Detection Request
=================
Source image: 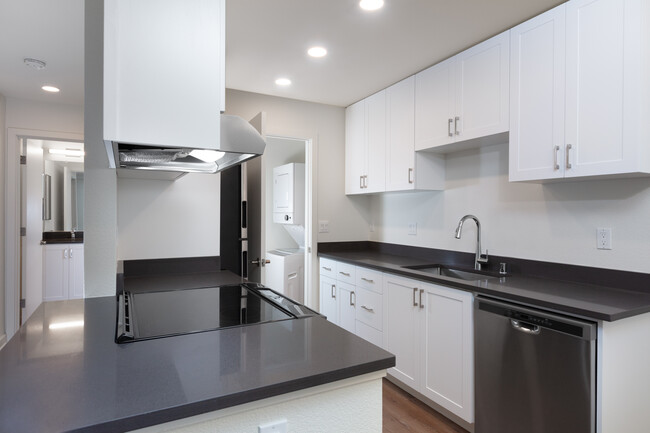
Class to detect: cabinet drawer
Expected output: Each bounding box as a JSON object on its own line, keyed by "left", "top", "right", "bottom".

{"left": 356, "top": 288, "right": 383, "bottom": 331}
{"left": 356, "top": 320, "right": 383, "bottom": 348}
{"left": 356, "top": 267, "right": 383, "bottom": 294}
{"left": 319, "top": 258, "right": 337, "bottom": 278}
{"left": 336, "top": 262, "right": 356, "bottom": 284}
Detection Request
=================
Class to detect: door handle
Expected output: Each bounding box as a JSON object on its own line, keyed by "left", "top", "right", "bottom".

{"left": 349, "top": 291, "right": 355, "bottom": 306}
{"left": 448, "top": 118, "right": 453, "bottom": 137}
{"left": 251, "top": 258, "right": 270, "bottom": 267}
{"left": 454, "top": 116, "right": 460, "bottom": 135}
{"left": 361, "top": 305, "right": 375, "bottom": 313}
{"left": 566, "top": 144, "right": 572, "bottom": 169}
{"left": 419, "top": 289, "right": 424, "bottom": 309}
{"left": 64, "top": 249, "right": 68, "bottom": 259}
{"left": 360, "top": 175, "right": 363, "bottom": 189}
{"left": 553, "top": 145, "right": 560, "bottom": 170}
{"left": 363, "top": 175, "right": 368, "bottom": 188}
{"left": 511, "top": 319, "right": 540, "bottom": 335}
{"left": 412, "top": 287, "right": 418, "bottom": 307}
{"left": 69, "top": 248, "right": 73, "bottom": 258}
{"left": 408, "top": 168, "right": 414, "bottom": 184}
{"left": 331, "top": 284, "right": 336, "bottom": 298}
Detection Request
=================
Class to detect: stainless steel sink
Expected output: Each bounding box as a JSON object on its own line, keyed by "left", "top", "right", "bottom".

{"left": 402, "top": 264, "right": 497, "bottom": 282}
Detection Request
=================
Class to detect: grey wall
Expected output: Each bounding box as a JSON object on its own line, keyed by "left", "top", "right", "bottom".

{"left": 0, "top": 92, "right": 6, "bottom": 338}
{"left": 85, "top": 0, "right": 117, "bottom": 297}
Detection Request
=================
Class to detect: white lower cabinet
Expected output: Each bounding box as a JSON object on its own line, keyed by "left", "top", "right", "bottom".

{"left": 43, "top": 244, "right": 84, "bottom": 301}
{"left": 319, "top": 275, "right": 338, "bottom": 324}
{"left": 337, "top": 281, "right": 356, "bottom": 334}
{"left": 383, "top": 273, "right": 474, "bottom": 423}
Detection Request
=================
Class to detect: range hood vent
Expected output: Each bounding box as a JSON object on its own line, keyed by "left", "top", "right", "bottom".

{"left": 107, "top": 115, "right": 265, "bottom": 180}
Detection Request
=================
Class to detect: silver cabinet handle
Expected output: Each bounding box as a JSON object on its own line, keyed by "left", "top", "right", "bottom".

{"left": 361, "top": 277, "right": 374, "bottom": 283}
{"left": 412, "top": 287, "right": 418, "bottom": 307}
{"left": 64, "top": 249, "right": 68, "bottom": 259}
{"left": 364, "top": 175, "right": 368, "bottom": 188}
{"left": 553, "top": 145, "right": 560, "bottom": 170}
{"left": 454, "top": 116, "right": 460, "bottom": 135}
{"left": 408, "top": 168, "right": 414, "bottom": 184}
{"left": 331, "top": 285, "right": 336, "bottom": 299}
{"left": 322, "top": 266, "right": 332, "bottom": 271}
{"left": 566, "top": 144, "right": 572, "bottom": 169}
{"left": 339, "top": 271, "right": 350, "bottom": 277}
{"left": 361, "top": 305, "right": 374, "bottom": 313}
{"left": 511, "top": 319, "right": 540, "bottom": 335}
{"left": 349, "top": 291, "right": 355, "bottom": 306}
{"left": 419, "top": 289, "right": 424, "bottom": 309}
{"left": 287, "top": 272, "right": 298, "bottom": 279}
{"left": 69, "top": 248, "right": 73, "bottom": 258}
{"left": 448, "top": 118, "right": 453, "bottom": 137}
{"left": 360, "top": 175, "right": 363, "bottom": 189}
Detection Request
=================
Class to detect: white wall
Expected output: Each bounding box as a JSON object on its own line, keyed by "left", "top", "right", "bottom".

{"left": 0, "top": 92, "right": 6, "bottom": 338}
{"left": 5, "top": 98, "right": 83, "bottom": 133}
{"left": 117, "top": 174, "right": 221, "bottom": 260}
{"left": 225, "top": 89, "right": 370, "bottom": 244}
{"left": 369, "top": 142, "right": 650, "bottom": 273}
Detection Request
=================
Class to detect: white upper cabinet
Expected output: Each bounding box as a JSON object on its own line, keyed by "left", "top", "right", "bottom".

{"left": 510, "top": 0, "right": 650, "bottom": 181}
{"left": 415, "top": 31, "right": 510, "bottom": 152}
{"left": 386, "top": 77, "right": 416, "bottom": 191}
{"left": 345, "top": 91, "right": 386, "bottom": 194}
{"left": 104, "top": 0, "right": 225, "bottom": 149}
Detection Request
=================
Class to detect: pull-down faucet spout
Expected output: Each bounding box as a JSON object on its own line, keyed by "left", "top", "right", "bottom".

{"left": 454, "top": 214, "right": 489, "bottom": 271}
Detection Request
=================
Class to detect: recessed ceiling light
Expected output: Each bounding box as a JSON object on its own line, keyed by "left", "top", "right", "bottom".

{"left": 359, "top": 0, "right": 384, "bottom": 11}
{"left": 49, "top": 148, "right": 85, "bottom": 157}
{"left": 275, "top": 78, "right": 292, "bottom": 86}
{"left": 41, "top": 85, "right": 60, "bottom": 93}
{"left": 308, "top": 46, "right": 327, "bottom": 58}
{"left": 24, "top": 58, "right": 47, "bottom": 70}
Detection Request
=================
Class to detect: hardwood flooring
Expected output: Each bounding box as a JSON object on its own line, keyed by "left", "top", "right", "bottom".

{"left": 383, "top": 379, "right": 469, "bottom": 433}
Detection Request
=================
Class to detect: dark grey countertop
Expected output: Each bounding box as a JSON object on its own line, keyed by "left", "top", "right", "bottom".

{"left": 319, "top": 250, "right": 650, "bottom": 321}
{"left": 0, "top": 297, "right": 394, "bottom": 433}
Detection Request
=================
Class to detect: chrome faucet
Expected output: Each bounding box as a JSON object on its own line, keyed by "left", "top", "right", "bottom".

{"left": 454, "top": 214, "right": 489, "bottom": 270}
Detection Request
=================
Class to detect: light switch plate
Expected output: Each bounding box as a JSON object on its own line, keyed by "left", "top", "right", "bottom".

{"left": 408, "top": 222, "right": 417, "bottom": 236}
{"left": 318, "top": 220, "right": 329, "bottom": 233}
{"left": 259, "top": 419, "right": 287, "bottom": 433}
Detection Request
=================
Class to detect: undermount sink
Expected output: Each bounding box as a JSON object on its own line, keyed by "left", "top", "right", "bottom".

{"left": 402, "top": 264, "right": 497, "bottom": 282}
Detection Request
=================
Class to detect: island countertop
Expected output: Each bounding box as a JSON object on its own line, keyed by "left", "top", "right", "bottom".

{"left": 0, "top": 297, "right": 394, "bottom": 433}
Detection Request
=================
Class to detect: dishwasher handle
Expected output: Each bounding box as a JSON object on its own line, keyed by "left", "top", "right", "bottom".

{"left": 511, "top": 319, "right": 540, "bottom": 335}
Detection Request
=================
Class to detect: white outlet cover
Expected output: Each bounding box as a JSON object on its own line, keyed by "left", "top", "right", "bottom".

{"left": 408, "top": 222, "right": 417, "bottom": 236}
{"left": 318, "top": 220, "right": 330, "bottom": 233}
{"left": 259, "top": 419, "right": 287, "bottom": 433}
{"left": 597, "top": 227, "right": 612, "bottom": 250}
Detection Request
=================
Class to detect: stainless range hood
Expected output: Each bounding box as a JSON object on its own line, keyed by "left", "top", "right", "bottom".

{"left": 106, "top": 115, "right": 265, "bottom": 180}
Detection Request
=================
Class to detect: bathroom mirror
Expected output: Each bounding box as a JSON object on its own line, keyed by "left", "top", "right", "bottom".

{"left": 42, "top": 143, "right": 85, "bottom": 231}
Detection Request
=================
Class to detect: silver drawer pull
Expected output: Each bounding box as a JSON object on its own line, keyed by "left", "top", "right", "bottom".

{"left": 322, "top": 266, "right": 332, "bottom": 271}
{"left": 413, "top": 288, "right": 418, "bottom": 307}
{"left": 454, "top": 116, "right": 460, "bottom": 135}
{"left": 350, "top": 291, "right": 355, "bottom": 306}
{"left": 566, "top": 144, "right": 572, "bottom": 169}
{"left": 511, "top": 320, "right": 540, "bottom": 335}
{"left": 339, "top": 271, "right": 350, "bottom": 277}
{"left": 361, "top": 277, "right": 374, "bottom": 283}
{"left": 553, "top": 145, "right": 560, "bottom": 170}
{"left": 361, "top": 305, "right": 374, "bottom": 313}
{"left": 419, "top": 289, "right": 424, "bottom": 309}
{"left": 287, "top": 272, "right": 298, "bottom": 279}
{"left": 331, "top": 285, "right": 336, "bottom": 299}
{"left": 408, "top": 168, "right": 414, "bottom": 184}
{"left": 448, "top": 118, "right": 453, "bottom": 137}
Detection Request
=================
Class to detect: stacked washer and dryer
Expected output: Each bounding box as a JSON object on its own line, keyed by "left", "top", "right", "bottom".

{"left": 266, "top": 163, "right": 305, "bottom": 303}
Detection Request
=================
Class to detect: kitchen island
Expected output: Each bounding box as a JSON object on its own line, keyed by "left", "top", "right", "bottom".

{"left": 0, "top": 296, "right": 394, "bottom": 432}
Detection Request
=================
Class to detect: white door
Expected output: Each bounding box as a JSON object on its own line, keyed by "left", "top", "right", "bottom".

{"left": 337, "top": 282, "right": 356, "bottom": 334}
{"left": 386, "top": 77, "right": 415, "bottom": 192}
{"left": 414, "top": 57, "right": 455, "bottom": 150}
{"left": 319, "top": 276, "right": 338, "bottom": 325}
{"left": 345, "top": 100, "right": 365, "bottom": 194}
{"left": 454, "top": 31, "right": 510, "bottom": 143}
{"left": 365, "top": 90, "right": 386, "bottom": 193}
{"left": 24, "top": 140, "right": 45, "bottom": 321}
{"left": 509, "top": 4, "right": 566, "bottom": 182}
{"left": 421, "top": 283, "right": 474, "bottom": 423}
{"left": 564, "top": 0, "right": 633, "bottom": 177}
{"left": 246, "top": 112, "right": 266, "bottom": 284}
{"left": 384, "top": 274, "right": 421, "bottom": 389}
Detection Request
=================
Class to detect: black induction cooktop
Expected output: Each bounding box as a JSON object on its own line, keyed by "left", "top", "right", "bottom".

{"left": 116, "top": 283, "right": 318, "bottom": 343}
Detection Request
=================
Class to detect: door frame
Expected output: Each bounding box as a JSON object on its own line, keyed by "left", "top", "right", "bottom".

{"left": 5, "top": 127, "right": 83, "bottom": 339}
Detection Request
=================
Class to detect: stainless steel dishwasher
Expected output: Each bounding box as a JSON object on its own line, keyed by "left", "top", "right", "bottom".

{"left": 475, "top": 296, "right": 597, "bottom": 433}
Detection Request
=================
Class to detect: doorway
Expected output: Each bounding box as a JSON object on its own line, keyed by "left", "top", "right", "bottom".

{"left": 5, "top": 128, "right": 84, "bottom": 339}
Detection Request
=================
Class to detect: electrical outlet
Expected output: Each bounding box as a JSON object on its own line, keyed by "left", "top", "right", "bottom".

{"left": 597, "top": 228, "right": 612, "bottom": 250}
{"left": 318, "top": 220, "right": 329, "bottom": 233}
{"left": 259, "top": 419, "right": 287, "bottom": 433}
{"left": 408, "top": 222, "right": 417, "bottom": 236}
{"left": 369, "top": 222, "right": 375, "bottom": 232}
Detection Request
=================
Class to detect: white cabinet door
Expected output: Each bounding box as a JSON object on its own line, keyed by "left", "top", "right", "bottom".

{"left": 319, "top": 275, "right": 338, "bottom": 325}
{"left": 386, "top": 77, "right": 416, "bottom": 192}
{"left": 384, "top": 274, "right": 421, "bottom": 389}
{"left": 564, "top": 0, "right": 638, "bottom": 178}
{"left": 415, "top": 57, "right": 455, "bottom": 151}
{"left": 420, "top": 283, "right": 474, "bottom": 423}
{"left": 345, "top": 100, "right": 366, "bottom": 194}
{"left": 454, "top": 30, "right": 510, "bottom": 143}
{"left": 509, "top": 4, "right": 566, "bottom": 182}
{"left": 69, "top": 245, "right": 85, "bottom": 299}
{"left": 43, "top": 245, "right": 68, "bottom": 302}
{"left": 338, "top": 282, "right": 356, "bottom": 334}
{"left": 365, "top": 90, "right": 387, "bottom": 193}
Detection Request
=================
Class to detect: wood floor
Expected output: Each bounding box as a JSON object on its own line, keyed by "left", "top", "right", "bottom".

{"left": 383, "top": 379, "right": 469, "bottom": 433}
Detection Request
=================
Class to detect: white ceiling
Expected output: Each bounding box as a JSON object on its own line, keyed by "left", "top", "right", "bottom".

{"left": 0, "top": 0, "right": 565, "bottom": 108}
